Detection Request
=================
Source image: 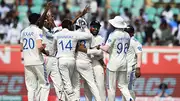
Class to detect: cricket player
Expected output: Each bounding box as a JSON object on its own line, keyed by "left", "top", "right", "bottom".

{"left": 52, "top": 19, "right": 92, "bottom": 101}
{"left": 42, "top": 14, "right": 65, "bottom": 101}
{"left": 81, "top": 20, "right": 106, "bottom": 101}
{"left": 122, "top": 25, "right": 142, "bottom": 101}
{"left": 20, "top": 13, "right": 49, "bottom": 101}
{"left": 100, "top": 16, "right": 134, "bottom": 101}
{"left": 75, "top": 18, "right": 102, "bottom": 101}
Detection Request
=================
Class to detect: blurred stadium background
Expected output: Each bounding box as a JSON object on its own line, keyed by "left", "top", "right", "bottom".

{"left": 0, "top": 0, "right": 180, "bottom": 101}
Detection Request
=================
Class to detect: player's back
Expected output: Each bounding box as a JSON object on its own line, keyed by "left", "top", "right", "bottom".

{"left": 127, "top": 37, "right": 142, "bottom": 66}
{"left": 55, "top": 28, "right": 91, "bottom": 60}
{"left": 21, "top": 25, "right": 44, "bottom": 66}
{"left": 108, "top": 30, "right": 130, "bottom": 71}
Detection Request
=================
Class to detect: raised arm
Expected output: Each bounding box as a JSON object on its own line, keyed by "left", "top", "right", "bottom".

{"left": 47, "top": 13, "right": 56, "bottom": 28}
{"left": 36, "top": 2, "right": 52, "bottom": 28}
{"left": 71, "top": 6, "right": 90, "bottom": 24}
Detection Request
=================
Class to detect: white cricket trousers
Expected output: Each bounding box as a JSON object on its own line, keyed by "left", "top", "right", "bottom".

{"left": 58, "top": 58, "right": 75, "bottom": 101}
{"left": 24, "top": 64, "right": 49, "bottom": 101}
{"left": 71, "top": 67, "right": 81, "bottom": 100}
{"left": 106, "top": 69, "right": 134, "bottom": 101}
{"left": 84, "top": 60, "right": 106, "bottom": 101}
{"left": 45, "top": 56, "right": 65, "bottom": 100}
{"left": 122, "top": 67, "right": 136, "bottom": 101}
{"left": 76, "top": 60, "right": 102, "bottom": 101}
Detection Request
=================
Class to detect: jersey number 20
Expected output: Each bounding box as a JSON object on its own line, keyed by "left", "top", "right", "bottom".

{"left": 23, "top": 38, "right": 35, "bottom": 50}
{"left": 59, "top": 40, "right": 72, "bottom": 50}
{"left": 117, "top": 43, "right": 129, "bottom": 54}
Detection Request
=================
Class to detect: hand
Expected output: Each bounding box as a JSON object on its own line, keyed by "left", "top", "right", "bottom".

{"left": 95, "top": 45, "right": 101, "bottom": 50}
{"left": 42, "top": 44, "right": 46, "bottom": 48}
{"left": 45, "top": 1, "right": 52, "bottom": 10}
{"left": 81, "top": 5, "right": 90, "bottom": 16}
{"left": 45, "top": 50, "right": 49, "bottom": 56}
{"left": 135, "top": 68, "right": 141, "bottom": 78}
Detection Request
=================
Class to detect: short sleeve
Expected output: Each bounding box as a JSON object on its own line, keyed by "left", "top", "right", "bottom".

{"left": 20, "top": 31, "right": 23, "bottom": 43}
{"left": 35, "top": 28, "right": 43, "bottom": 40}
{"left": 53, "top": 33, "right": 58, "bottom": 40}
{"left": 105, "top": 32, "right": 115, "bottom": 47}
{"left": 157, "top": 89, "right": 162, "bottom": 95}
{"left": 165, "top": 89, "right": 171, "bottom": 95}
{"left": 134, "top": 41, "right": 142, "bottom": 53}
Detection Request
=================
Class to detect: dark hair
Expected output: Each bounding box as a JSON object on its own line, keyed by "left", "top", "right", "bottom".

{"left": 1, "top": 0, "right": 5, "bottom": 6}
{"left": 90, "top": 20, "right": 101, "bottom": 27}
{"left": 28, "top": 13, "right": 40, "bottom": 24}
{"left": 62, "top": 19, "right": 72, "bottom": 28}
{"left": 159, "top": 83, "right": 168, "bottom": 90}
{"left": 124, "top": 25, "right": 134, "bottom": 34}
{"left": 165, "top": 5, "right": 171, "bottom": 11}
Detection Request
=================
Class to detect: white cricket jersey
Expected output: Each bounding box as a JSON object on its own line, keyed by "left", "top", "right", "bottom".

{"left": 54, "top": 28, "right": 92, "bottom": 60}
{"left": 106, "top": 30, "right": 130, "bottom": 71}
{"left": 126, "top": 37, "right": 142, "bottom": 68}
{"left": 42, "top": 27, "right": 58, "bottom": 56}
{"left": 76, "top": 29, "right": 94, "bottom": 62}
{"left": 6, "top": 28, "right": 20, "bottom": 44}
{"left": 91, "top": 35, "right": 104, "bottom": 61}
{"left": 20, "top": 25, "right": 44, "bottom": 66}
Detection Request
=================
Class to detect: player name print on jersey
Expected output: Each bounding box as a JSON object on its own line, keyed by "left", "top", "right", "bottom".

{"left": 57, "top": 36, "right": 73, "bottom": 39}
{"left": 23, "top": 32, "right": 34, "bottom": 36}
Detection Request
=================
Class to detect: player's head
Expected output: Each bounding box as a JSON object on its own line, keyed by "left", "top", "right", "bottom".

{"left": 124, "top": 25, "right": 134, "bottom": 37}
{"left": 28, "top": 13, "right": 41, "bottom": 25}
{"left": 75, "top": 17, "right": 87, "bottom": 30}
{"left": 62, "top": 19, "right": 74, "bottom": 31}
{"left": 90, "top": 20, "right": 101, "bottom": 36}
{"left": 108, "top": 16, "right": 127, "bottom": 30}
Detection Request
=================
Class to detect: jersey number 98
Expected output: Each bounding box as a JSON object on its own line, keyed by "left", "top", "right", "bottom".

{"left": 23, "top": 38, "right": 35, "bottom": 50}
{"left": 117, "top": 43, "right": 129, "bottom": 54}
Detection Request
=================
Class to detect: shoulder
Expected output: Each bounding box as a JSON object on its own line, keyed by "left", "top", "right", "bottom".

{"left": 131, "top": 37, "right": 142, "bottom": 45}
{"left": 131, "top": 37, "right": 142, "bottom": 49}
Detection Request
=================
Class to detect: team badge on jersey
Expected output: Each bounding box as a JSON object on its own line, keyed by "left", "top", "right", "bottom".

{"left": 138, "top": 46, "right": 142, "bottom": 51}
{"left": 108, "top": 39, "right": 112, "bottom": 43}
{"left": 39, "top": 34, "right": 43, "bottom": 38}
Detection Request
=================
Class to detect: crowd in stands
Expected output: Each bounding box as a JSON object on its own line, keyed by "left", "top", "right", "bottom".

{"left": 0, "top": 0, "right": 179, "bottom": 46}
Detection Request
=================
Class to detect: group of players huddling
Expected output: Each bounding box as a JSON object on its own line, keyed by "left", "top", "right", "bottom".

{"left": 20, "top": 2, "right": 142, "bottom": 101}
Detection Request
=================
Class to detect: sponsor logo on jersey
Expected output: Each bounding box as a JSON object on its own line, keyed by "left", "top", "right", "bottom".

{"left": 108, "top": 39, "right": 112, "bottom": 43}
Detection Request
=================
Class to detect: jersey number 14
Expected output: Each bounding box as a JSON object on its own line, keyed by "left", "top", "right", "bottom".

{"left": 59, "top": 40, "right": 72, "bottom": 50}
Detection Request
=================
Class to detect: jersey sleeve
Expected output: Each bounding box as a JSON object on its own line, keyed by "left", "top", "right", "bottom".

{"left": 35, "top": 28, "right": 43, "bottom": 40}
{"left": 99, "top": 36, "right": 104, "bottom": 45}
{"left": 105, "top": 32, "right": 115, "bottom": 47}
{"left": 90, "top": 35, "right": 96, "bottom": 48}
{"left": 75, "top": 31, "right": 91, "bottom": 40}
{"left": 20, "top": 31, "right": 23, "bottom": 43}
{"left": 87, "top": 48, "right": 103, "bottom": 56}
{"left": 133, "top": 39, "right": 142, "bottom": 53}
